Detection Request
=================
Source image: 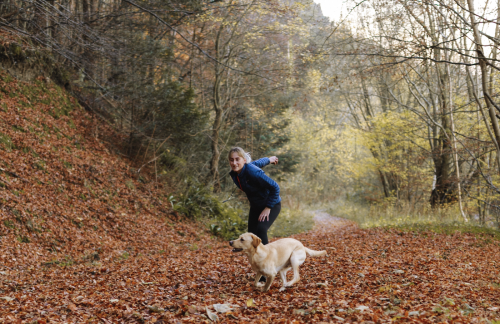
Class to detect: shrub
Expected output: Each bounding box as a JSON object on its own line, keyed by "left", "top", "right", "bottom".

{"left": 172, "top": 180, "right": 247, "bottom": 240}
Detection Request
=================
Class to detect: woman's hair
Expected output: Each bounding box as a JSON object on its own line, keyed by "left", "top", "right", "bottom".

{"left": 228, "top": 147, "right": 252, "bottom": 163}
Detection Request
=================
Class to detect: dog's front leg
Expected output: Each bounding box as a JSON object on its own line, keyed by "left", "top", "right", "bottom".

{"left": 254, "top": 273, "right": 265, "bottom": 288}
{"left": 261, "top": 274, "right": 275, "bottom": 292}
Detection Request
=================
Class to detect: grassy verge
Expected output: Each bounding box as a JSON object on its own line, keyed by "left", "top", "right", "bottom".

{"left": 326, "top": 199, "right": 500, "bottom": 240}
{"left": 268, "top": 207, "right": 315, "bottom": 239}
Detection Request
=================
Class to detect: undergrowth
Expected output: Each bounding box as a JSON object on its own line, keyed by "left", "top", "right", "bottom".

{"left": 171, "top": 181, "right": 247, "bottom": 240}
{"left": 172, "top": 180, "right": 313, "bottom": 240}
{"left": 326, "top": 199, "right": 500, "bottom": 240}
{"left": 269, "top": 208, "right": 314, "bottom": 239}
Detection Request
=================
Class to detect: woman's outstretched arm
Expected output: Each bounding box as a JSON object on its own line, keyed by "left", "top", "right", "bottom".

{"left": 250, "top": 156, "right": 278, "bottom": 168}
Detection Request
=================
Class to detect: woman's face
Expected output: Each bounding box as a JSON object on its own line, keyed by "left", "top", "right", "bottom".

{"left": 229, "top": 152, "right": 246, "bottom": 173}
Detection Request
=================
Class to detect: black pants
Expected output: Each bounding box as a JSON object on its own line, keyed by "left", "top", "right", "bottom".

{"left": 248, "top": 202, "right": 281, "bottom": 245}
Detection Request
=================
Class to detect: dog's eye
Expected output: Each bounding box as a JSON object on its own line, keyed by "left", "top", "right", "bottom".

{"left": 240, "top": 238, "right": 244, "bottom": 241}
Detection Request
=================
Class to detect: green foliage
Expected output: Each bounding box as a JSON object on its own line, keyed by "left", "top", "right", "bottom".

{"left": 159, "top": 151, "right": 186, "bottom": 170}
{"left": 268, "top": 207, "right": 314, "bottom": 238}
{"left": 119, "top": 252, "right": 130, "bottom": 261}
{"left": 125, "top": 180, "right": 135, "bottom": 190}
{"left": 34, "top": 160, "right": 46, "bottom": 171}
{"left": 3, "top": 220, "right": 15, "bottom": 229}
{"left": 0, "top": 132, "right": 13, "bottom": 151}
{"left": 172, "top": 180, "right": 247, "bottom": 240}
{"left": 17, "top": 235, "right": 30, "bottom": 243}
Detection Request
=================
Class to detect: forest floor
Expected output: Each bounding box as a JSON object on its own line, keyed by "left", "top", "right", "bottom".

{"left": 2, "top": 211, "right": 500, "bottom": 323}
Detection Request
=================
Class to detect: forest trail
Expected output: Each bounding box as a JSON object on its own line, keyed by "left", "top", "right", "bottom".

{"left": 3, "top": 210, "right": 500, "bottom": 323}
{"left": 312, "top": 210, "right": 355, "bottom": 232}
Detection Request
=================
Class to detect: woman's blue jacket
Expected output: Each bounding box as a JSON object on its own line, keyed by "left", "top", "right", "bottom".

{"left": 229, "top": 158, "right": 281, "bottom": 209}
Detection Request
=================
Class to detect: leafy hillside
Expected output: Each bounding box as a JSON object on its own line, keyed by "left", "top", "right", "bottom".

{"left": 0, "top": 69, "right": 205, "bottom": 269}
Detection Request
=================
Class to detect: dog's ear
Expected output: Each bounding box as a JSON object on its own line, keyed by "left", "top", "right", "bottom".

{"left": 252, "top": 234, "right": 261, "bottom": 248}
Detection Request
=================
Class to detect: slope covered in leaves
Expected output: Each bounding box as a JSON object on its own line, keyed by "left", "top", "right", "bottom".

{"left": 0, "top": 68, "right": 202, "bottom": 269}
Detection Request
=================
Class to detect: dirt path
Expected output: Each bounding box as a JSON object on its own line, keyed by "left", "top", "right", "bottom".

{"left": 2, "top": 212, "right": 500, "bottom": 323}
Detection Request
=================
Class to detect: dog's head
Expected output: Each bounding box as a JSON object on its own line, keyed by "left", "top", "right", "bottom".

{"left": 229, "top": 233, "right": 261, "bottom": 252}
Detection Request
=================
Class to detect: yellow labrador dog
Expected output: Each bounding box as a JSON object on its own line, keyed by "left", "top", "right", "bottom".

{"left": 229, "top": 232, "right": 327, "bottom": 292}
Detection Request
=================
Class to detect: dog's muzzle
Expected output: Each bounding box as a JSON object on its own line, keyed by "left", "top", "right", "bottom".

{"left": 229, "top": 241, "right": 243, "bottom": 252}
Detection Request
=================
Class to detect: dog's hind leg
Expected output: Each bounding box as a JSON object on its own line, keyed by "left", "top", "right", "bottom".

{"left": 285, "top": 249, "right": 307, "bottom": 287}
{"left": 279, "top": 267, "right": 291, "bottom": 292}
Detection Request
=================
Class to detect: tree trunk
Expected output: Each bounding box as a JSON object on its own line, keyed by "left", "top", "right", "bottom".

{"left": 467, "top": 0, "right": 500, "bottom": 172}
{"left": 209, "top": 23, "right": 225, "bottom": 193}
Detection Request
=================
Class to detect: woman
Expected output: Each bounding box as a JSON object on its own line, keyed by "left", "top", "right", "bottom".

{"left": 228, "top": 147, "right": 281, "bottom": 246}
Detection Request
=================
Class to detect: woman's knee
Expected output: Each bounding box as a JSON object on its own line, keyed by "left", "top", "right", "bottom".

{"left": 255, "top": 223, "right": 270, "bottom": 235}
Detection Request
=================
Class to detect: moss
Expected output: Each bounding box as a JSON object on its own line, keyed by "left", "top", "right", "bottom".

{"left": 12, "top": 125, "right": 26, "bottom": 133}
{"left": 34, "top": 160, "right": 46, "bottom": 171}
{"left": 3, "top": 220, "right": 16, "bottom": 229}
{"left": 50, "top": 105, "right": 72, "bottom": 119}
{"left": 10, "top": 43, "right": 24, "bottom": 59}
{"left": 125, "top": 180, "right": 135, "bottom": 190}
{"left": 42, "top": 124, "right": 51, "bottom": 134}
{"left": 2, "top": 74, "right": 13, "bottom": 83}
{"left": 0, "top": 132, "right": 13, "bottom": 151}
{"left": 22, "top": 147, "right": 39, "bottom": 157}
{"left": 20, "top": 100, "right": 32, "bottom": 108}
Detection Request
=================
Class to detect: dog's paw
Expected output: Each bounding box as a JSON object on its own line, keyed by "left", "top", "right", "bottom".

{"left": 279, "top": 287, "right": 287, "bottom": 292}
{"left": 256, "top": 282, "right": 265, "bottom": 288}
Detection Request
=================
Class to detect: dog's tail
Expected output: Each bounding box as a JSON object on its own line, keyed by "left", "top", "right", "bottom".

{"left": 304, "top": 247, "right": 327, "bottom": 257}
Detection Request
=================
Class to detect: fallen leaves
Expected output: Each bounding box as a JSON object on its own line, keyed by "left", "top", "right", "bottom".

{"left": 67, "top": 303, "right": 78, "bottom": 312}
{"left": 213, "top": 303, "right": 238, "bottom": 313}
{"left": 206, "top": 306, "right": 218, "bottom": 322}
{"left": 246, "top": 298, "right": 255, "bottom": 307}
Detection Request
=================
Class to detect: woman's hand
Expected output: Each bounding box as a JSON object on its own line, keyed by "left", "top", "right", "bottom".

{"left": 259, "top": 207, "right": 271, "bottom": 222}
{"left": 269, "top": 156, "right": 279, "bottom": 165}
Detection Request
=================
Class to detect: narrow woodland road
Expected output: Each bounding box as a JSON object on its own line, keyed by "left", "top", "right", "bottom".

{"left": 2, "top": 212, "right": 500, "bottom": 323}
